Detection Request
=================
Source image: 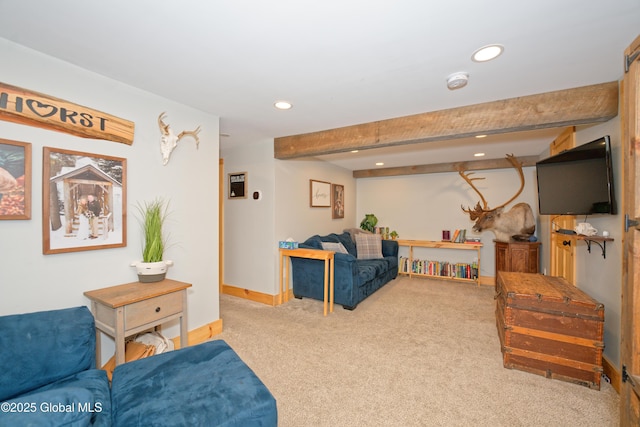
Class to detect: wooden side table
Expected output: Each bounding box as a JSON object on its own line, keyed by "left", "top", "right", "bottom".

{"left": 279, "top": 248, "right": 334, "bottom": 316}
{"left": 84, "top": 279, "right": 192, "bottom": 367}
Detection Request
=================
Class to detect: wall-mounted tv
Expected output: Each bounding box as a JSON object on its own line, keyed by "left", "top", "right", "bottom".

{"left": 536, "top": 135, "right": 616, "bottom": 216}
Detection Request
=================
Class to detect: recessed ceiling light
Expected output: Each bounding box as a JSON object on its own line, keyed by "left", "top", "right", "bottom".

{"left": 474, "top": 152, "right": 485, "bottom": 157}
{"left": 274, "top": 100, "right": 292, "bottom": 110}
{"left": 351, "top": 150, "right": 359, "bottom": 153}
{"left": 475, "top": 134, "right": 487, "bottom": 139}
{"left": 375, "top": 162, "right": 384, "bottom": 166}
{"left": 472, "top": 44, "right": 504, "bottom": 62}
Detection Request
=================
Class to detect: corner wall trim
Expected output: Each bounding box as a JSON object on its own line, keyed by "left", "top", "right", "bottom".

{"left": 602, "top": 355, "right": 620, "bottom": 393}
{"left": 222, "top": 283, "right": 282, "bottom": 306}
{"left": 171, "top": 319, "right": 224, "bottom": 349}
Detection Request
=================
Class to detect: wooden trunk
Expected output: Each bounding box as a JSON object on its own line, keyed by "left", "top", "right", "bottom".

{"left": 495, "top": 271, "right": 604, "bottom": 389}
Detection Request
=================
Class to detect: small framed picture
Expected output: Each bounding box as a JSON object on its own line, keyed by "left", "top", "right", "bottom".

{"left": 42, "top": 147, "right": 126, "bottom": 254}
{"left": 0, "top": 138, "right": 32, "bottom": 220}
{"left": 332, "top": 184, "right": 344, "bottom": 219}
{"left": 228, "top": 172, "right": 247, "bottom": 199}
{"left": 310, "top": 179, "right": 331, "bottom": 207}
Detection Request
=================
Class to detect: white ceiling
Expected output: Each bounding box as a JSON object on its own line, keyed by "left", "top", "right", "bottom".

{"left": 0, "top": 1, "right": 638, "bottom": 170}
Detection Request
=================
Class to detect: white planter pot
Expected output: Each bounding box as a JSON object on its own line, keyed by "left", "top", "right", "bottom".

{"left": 131, "top": 260, "right": 173, "bottom": 283}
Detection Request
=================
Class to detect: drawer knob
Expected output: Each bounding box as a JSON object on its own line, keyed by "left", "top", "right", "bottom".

{"left": 155, "top": 307, "right": 161, "bottom": 313}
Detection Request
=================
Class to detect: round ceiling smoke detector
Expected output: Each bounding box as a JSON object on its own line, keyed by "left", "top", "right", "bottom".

{"left": 446, "top": 72, "right": 469, "bottom": 90}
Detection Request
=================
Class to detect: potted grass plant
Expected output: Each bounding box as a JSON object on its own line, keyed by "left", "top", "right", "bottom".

{"left": 131, "top": 198, "right": 173, "bottom": 283}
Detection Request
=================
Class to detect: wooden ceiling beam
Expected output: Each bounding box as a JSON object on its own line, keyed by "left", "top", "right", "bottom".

{"left": 273, "top": 81, "right": 619, "bottom": 160}
{"left": 353, "top": 155, "right": 539, "bottom": 178}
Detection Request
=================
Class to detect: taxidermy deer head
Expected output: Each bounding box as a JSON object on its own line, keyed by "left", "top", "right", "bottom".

{"left": 158, "top": 112, "right": 201, "bottom": 165}
{"left": 459, "top": 154, "right": 535, "bottom": 242}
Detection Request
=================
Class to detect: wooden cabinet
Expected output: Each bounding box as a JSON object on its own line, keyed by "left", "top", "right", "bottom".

{"left": 494, "top": 240, "right": 540, "bottom": 274}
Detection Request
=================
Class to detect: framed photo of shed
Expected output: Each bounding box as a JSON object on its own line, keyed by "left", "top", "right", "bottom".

{"left": 331, "top": 183, "right": 344, "bottom": 219}
{"left": 0, "top": 138, "right": 32, "bottom": 220}
{"left": 228, "top": 172, "right": 247, "bottom": 199}
{"left": 310, "top": 179, "right": 331, "bottom": 207}
{"left": 42, "top": 147, "right": 126, "bottom": 254}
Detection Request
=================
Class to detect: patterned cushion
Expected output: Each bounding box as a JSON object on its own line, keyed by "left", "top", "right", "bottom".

{"left": 321, "top": 241, "right": 349, "bottom": 254}
{"left": 355, "top": 233, "right": 383, "bottom": 260}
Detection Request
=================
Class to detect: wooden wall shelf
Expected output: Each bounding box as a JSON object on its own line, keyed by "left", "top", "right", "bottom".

{"left": 555, "top": 232, "right": 614, "bottom": 258}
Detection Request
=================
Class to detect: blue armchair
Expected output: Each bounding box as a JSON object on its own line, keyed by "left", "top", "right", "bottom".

{"left": 0, "top": 306, "right": 277, "bottom": 426}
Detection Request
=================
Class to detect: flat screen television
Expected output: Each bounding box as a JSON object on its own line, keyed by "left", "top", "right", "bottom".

{"left": 536, "top": 135, "right": 616, "bottom": 215}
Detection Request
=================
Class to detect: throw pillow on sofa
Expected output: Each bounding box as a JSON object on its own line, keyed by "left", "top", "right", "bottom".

{"left": 355, "top": 233, "right": 383, "bottom": 259}
{"left": 321, "top": 241, "right": 349, "bottom": 254}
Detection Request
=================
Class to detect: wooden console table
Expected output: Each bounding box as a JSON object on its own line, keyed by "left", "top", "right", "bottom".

{"left": 279, "top": 248, "right": 335, "bottom": 316}
{"left": 84, "top": 279, "right": 192, "bottom": 366}
{"left": 397, "top": 239, "right": 482, "bottom": 285}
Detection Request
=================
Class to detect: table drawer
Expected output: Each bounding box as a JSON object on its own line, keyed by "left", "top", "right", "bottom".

{"left": 124, "top": 292, "right": 183, "bottom": 330}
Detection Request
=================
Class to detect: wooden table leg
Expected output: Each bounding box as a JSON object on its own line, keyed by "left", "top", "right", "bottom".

{"left": 91, "top": 301, "right": 102, "bottom": 367}
{"left": 115, "top": 307, "right": 125, "bottom": 366}
{"left": 278, "top": 253, "right": 284, "bottom": 305}
{"left": 323, "top": 258, "right": 329, "bottom": 316}
{"left": 180, "top": 290, "right": 188, "bottom": 349}
{"left": 284, "top": 256, "right": 290, "bottom": 303}
{"left": 329, "top": 256, "right": 335, "bottom": 313}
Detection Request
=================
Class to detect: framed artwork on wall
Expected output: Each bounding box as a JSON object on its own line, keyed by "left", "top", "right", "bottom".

{"left": 310, "top": 179, "right": 331, "bottom": 207}
{"left": 228, "top": 172, "right": 247, "bottom": 199}
{"left": 42, "top": 147, "right": 127, "bottom": 254}
{"left": 332, "top": 183, "right": 344, "bottom": 219}
{"left": 0, "top": 138, "right": 32, "bottom": 220}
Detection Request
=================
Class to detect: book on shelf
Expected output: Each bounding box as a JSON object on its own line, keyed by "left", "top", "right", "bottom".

{"left": 450, "top": 229, "right": 467, "bottom": 243}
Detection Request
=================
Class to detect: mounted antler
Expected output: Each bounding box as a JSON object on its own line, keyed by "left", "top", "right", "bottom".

{"left": 492, "top": 154, "right": 525, "bottom": 210}
{"left": 458, "top": 154, "right": 535, "bottom": 242}
{"left": 458, "top": 169, "right": 488, "bottom": 220}
{"left": 459, "top": 153, "right": 525, "bottom": 215}
{"left": 177, "top": 126, "right": 201, "bottom": 149}
{"left": 158, "top": 112, "right": 201, "bottom": 165}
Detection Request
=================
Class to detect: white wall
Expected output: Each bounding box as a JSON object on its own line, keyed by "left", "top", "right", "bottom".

{"left": 568, "top": 120, "right": 622, "bottom": 368}
{"left": 274, "top": 158, "right": 357, "bottom": 243}
{"left": 357, "top": 165, "right": 539, "bottom": 279}
{"left": 0, "top": 40, "right": 220, "bottom": 348}
{"left": 222, "top": 140, "right": 277, "bottom": 294}
{"left": 221, "top": 141, "right": 357, "bottom": 295}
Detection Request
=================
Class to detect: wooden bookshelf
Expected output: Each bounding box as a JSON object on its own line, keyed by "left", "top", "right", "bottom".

{"left": 397, "top": 239, "right": 483, "bottom": 285}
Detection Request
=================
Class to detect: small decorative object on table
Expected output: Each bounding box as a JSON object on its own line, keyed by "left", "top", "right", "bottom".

{"left": 279, "top": 239, "right": 299, "bottom": 249}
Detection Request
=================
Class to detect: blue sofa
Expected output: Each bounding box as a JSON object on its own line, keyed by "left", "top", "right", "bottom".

{"left": 0, "top": 306, "right": 277, "bottom": 426}
{"left": 291, "top": 232, "right": 398, "bottom": 310}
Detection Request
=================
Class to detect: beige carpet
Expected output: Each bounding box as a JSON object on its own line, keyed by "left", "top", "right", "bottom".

{"left": 214, "top": 276, "right": 619, "bottom": 426}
